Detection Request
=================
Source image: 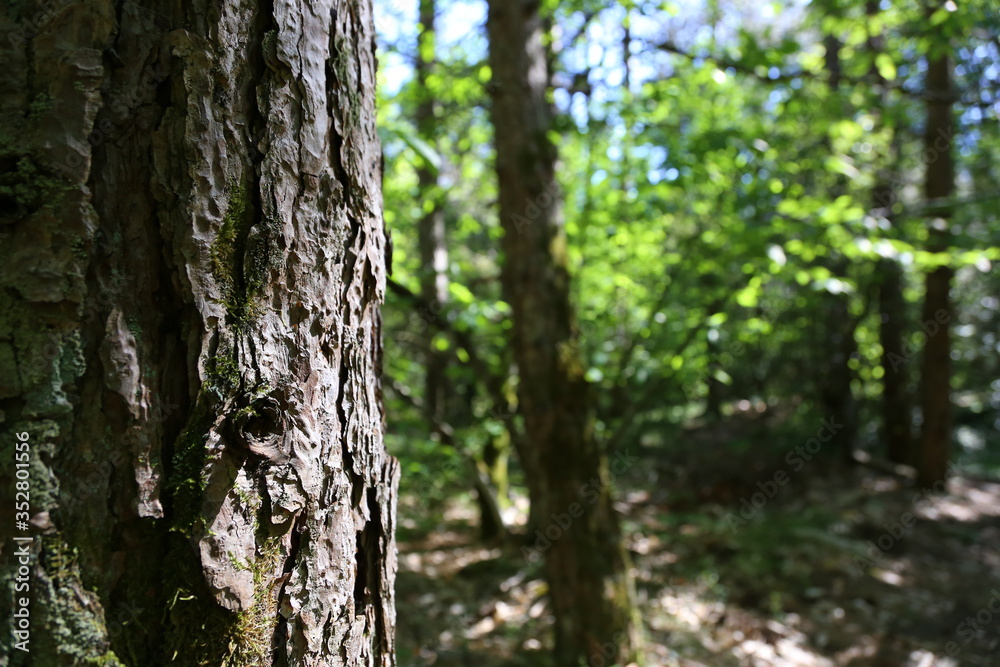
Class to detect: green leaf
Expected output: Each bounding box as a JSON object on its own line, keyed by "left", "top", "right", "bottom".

{"left": 708, "top": 312, "right": 728, "bottom": 327}
{"left": 930, "top": 8, "right": 949, "bottom": 26}
{"left": 449, "top": 283, "right": 475, "bottom": 305}
{"left": 875, "top": 53, "right": 897, "bottom": 81}
{"left": 735, "top": 285, "right": 760, "bottom": 308}
{"left": 383, "top": 122, "right": 442, "bottom": 175}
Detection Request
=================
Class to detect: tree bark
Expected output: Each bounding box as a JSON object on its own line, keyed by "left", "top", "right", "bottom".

{"left": 917, "top": 9, "right": 955, "bottom": 487}
{"left": 485, "top": 1, "right": 644, "bottom": 665}
{"left": 415, "top": 0, "right": 449, "bottom": 425}
{"left": 878, "top": 257, "right": 915, "bottom": 464}
{"left": 0, "top": 1, "right": 397, "bottom": 665}
{"left": 817, "top": 31, "right": 859, "bottom": 461}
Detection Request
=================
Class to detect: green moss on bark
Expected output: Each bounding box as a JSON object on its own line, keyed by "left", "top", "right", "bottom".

{"left": 166, "top": 396, "right": 215, "bottom": 533}
{"left": 210, "top": 183, "right": 281, "bottom": 330}
{"left": 225, "top": 538, "right": 284, "bottom": 666}
{"left": 162, "top": 536, "right": 238, "bottom": 666}
{"left": 163, "top": 535, "right": 284, "bottom": 667}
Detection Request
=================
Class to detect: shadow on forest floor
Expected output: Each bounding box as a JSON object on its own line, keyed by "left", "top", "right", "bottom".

{"left": 394, "top": 416, "right": 1000, "bottom": 666}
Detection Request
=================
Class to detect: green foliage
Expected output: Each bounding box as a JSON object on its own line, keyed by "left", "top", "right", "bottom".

{"left": 376, "top": 0, "right": 1000, "bottom": 523}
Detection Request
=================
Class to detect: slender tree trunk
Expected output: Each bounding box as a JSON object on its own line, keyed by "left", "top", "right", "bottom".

{"left": 705, "top": 342, "right": 724, "bottom": 420}
{"left": 485, "top": 2, "right": 644, "bottom": 665}
{"left": 0, "top": 1, "right": 397, "bottom": 665}
{"left": 917, "top": 8, "right": 955, "bottom": 487}
{"left": 867, "top": 0, "right": 915, "bottom": 465}
{"left": 415, "top": 0, "right": 449, "bottom": 424}
{"left": 878, "top": 258, "right": 915, "bottom": 464}
{"left": 816, "top": 302, "right": 859, "bottom": 459}
{"left": 416, "top": 0, "right": 506, "bottom": 541}
{"left": 818, "top": 31, "right": 859, "bottom": 460}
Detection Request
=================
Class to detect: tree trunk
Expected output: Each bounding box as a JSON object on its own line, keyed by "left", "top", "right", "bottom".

{"left": 485, "top": 2, "right": 644, "bottom": 665}
{"left": 816, "top": 291, "right": 860, "bottom": 460}
{"left": 867, "top": 0, "right": 915, "bottom": 466}
{"left": 878, "top": 258, "right": 915, "bottom": 464}
{"left": 817, "top": 31, "right": 859, "bottom": 461}
{"left": 706, "top": 337, "right": 723, "bottom": 421}
{"left": 415, "top": 0, "right": 449, "bottom": 425}
{"left": 917, "top": 10, "right": 955, "bottom": 487}
{"left": 0, "top": 1, "right": 397, "bottom": 665}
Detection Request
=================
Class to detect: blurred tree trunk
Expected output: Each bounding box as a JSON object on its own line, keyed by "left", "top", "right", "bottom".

{"left": 477, "top": 425, "right": 509, "bottom": 542}
{"left": 816, "top": 304, "right": 859, "bottom": 459}
{"left": 485, "top": 1, "right": 644, "bottom": 665}
{"left": 818, "top": 31, "right": 860, "bottom": 461}
{"left": 0, "top": 1, "right": 397, "bottom": 665}
{"left": 415, "top": 2, "right": 506, "bottom": 540}
{"left": 868, "top": 0, "right": 915, "bottom": 465}
{"left": 878, "top": 257, "right": 915, "bottom": 464}
{"left": 416, "top": 0, "right": 449, "bottom": 425}
{"left": 917, "top": 7, "right": 955, "bottom": 487}
{"left": 705, "top": 354, "right": 724, "bottom": 421}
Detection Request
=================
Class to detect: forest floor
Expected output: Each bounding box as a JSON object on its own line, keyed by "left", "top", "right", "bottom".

{"left": 394, "top": 414, "right": 1000, "bottom": 666}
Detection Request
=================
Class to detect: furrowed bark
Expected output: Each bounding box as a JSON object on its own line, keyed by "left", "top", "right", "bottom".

{"left": 0, "top": 1, "right": 397, "bottom": 665}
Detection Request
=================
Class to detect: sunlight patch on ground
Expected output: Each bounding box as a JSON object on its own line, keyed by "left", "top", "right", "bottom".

{"left": 871, "top": 568, "right": 906, "bottom": 586}
{"left": 917, "top": 477, "right": 1000, "bottom": 522}
{"left": 394, "top": 462, "right": 1000, "bottom": 666}
{"left": 400, "top": 543, "right": 502, "bottom": 579}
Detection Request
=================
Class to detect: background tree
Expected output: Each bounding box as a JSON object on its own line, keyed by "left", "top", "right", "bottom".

{"left": 868, "top": 0, "right": 916, "bottom": 466}
{"left": 485, "top": 0, "right": 644, "bottom": 665}
{"left": 374, "top": 0, "right": 999, "bottom": 662}
{"left": 415, "top": 0, "right": 450, "bottom": 425}
{"left": 917, "top": 0, "right": 957, "bottom": 487}
{"left": 0, "top": 1, "right": 396, "bottom": 664}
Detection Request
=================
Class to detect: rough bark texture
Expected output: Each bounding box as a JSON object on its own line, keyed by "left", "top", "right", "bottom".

{"left": 0, "top": 1, "right": 397, "bottom": 665}
{"left": 917, "top": 21, "right": 954, "bottom": 488}
{"left": 485, "top": 1, "right": 644, "bottom": 665}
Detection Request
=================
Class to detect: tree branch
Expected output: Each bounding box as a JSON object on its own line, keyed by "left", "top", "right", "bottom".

{"left": 386, "top": 277, "right": 520, "bottom": 436}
